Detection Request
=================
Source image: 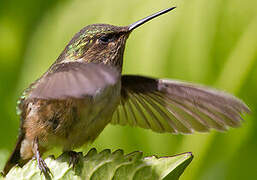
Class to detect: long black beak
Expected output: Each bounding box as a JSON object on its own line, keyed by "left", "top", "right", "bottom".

{"left": 128, "top": 7, "right": 176, "bottom": 31}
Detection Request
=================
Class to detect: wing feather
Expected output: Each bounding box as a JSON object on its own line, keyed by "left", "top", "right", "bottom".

{"left": 111, "top": 75, "right": 250, "bottom": 134}
{"left": 128, "top": 92, "right": 152, "bottom": 129}
{"left": 29, "top": 62, "right": 120, "bottom": 100}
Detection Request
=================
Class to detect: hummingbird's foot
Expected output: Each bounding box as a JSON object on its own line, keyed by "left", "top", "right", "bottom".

{"left": 66, "top": 151, "right": 82, "bottom": 169}
{"left": 33, "top": 137, "right": 52, "bottom": 179}
{"left": 37, "top": 155, "right": 51, "bottom": 177}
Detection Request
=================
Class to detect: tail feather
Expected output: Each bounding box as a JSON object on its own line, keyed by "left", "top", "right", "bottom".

{"left": 2, "top": 132, "right": 25, "bottom": 176}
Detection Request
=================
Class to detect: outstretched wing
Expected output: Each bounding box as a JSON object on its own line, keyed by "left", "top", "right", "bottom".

{"left": 28, "top": 62, "right": 120, "bottom": 99}
{"left": 111, "top": 75, "right": 250, "bottom": 134}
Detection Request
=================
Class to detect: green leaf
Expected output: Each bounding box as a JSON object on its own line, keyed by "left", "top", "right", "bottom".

{"left": 4, "top": 149, "right": 193, "bottom": 180}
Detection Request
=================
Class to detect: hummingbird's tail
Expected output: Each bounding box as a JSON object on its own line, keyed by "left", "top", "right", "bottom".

{"left": 2, "top": 132, "right": 25, "bottom": 176}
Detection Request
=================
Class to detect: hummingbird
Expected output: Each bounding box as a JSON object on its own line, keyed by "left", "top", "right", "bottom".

{"left": 3, "top": 7, "right": 250, "bottom": 176}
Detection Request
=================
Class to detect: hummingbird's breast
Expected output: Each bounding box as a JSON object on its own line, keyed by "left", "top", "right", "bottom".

{"left": 20, "top": 79, "right": 121, "bottom": 157}
{"left": 63, "top": 79, "right": 121, "bottom": 150}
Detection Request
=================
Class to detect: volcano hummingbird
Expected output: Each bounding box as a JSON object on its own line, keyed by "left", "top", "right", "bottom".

{"left": 3, "top": 7, "right": 250, "bottom": 176}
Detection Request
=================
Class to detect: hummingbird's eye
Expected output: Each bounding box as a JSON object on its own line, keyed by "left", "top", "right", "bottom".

{"left": 99, "top": 34, "right": 114, "bottom": 44}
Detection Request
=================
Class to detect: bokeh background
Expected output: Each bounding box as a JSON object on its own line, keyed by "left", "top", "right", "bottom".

{"left": 0, "top": 0, "right": 256, "bottom": 179}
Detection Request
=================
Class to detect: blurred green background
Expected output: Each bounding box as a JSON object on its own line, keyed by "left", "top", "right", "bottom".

{"left": 0, "top": 0, "right": 256, "bottom": 179}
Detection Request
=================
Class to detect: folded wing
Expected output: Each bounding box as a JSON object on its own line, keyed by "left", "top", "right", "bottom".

{"left": 29, "top": 62, "right": 120, "bottom": 100}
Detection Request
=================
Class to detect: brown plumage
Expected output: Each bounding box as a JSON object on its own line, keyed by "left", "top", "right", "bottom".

{"left": 3, "top": 7, "right": 250, "bottom": 177}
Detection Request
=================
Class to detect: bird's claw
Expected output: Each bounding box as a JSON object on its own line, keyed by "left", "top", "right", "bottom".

{"left": 37, "top": 156, "right": 52, "bottom": 177}
{"left": 67, "top": 151, "right": 82, "bottom": 169}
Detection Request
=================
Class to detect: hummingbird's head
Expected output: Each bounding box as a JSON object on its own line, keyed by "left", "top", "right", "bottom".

{"left": 57, "top": 7, "right": 176, "bottom": 71}
{"left": 58, "top": 24, "right": 130, "bottom": 69}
